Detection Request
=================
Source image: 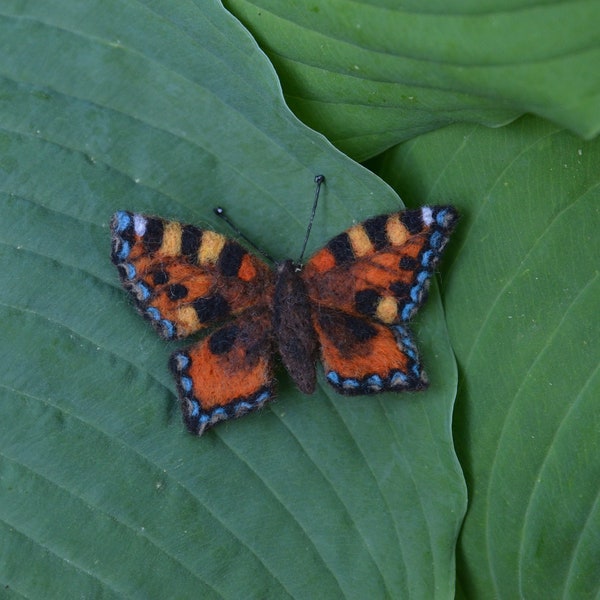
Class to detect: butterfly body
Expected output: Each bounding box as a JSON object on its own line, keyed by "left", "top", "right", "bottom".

{"left": 111, "top": 204, "right": 458, "bottom": 435}
{"left": 273, "top": 259, "right": 318, "bottom": 395}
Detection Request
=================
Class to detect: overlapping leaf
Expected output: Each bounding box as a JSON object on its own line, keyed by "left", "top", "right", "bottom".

{"left": 376, "top": 117, "right": 600, "bottom": 599}
{"left": 0, "top": 1, "right": 464, "bottom": 597}
{"left": 224, "top": 0, "right": 600, "bottom": 159}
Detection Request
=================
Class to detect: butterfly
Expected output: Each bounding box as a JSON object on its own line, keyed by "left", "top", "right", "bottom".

{"left": 110, "top": 178, "right": 458, "bottom": 435}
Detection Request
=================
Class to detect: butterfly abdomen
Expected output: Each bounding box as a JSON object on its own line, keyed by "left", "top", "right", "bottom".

{"left": 272, "top": 260, "right": 318, "bottom": 394}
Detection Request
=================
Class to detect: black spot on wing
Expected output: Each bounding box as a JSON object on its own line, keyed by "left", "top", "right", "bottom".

{"left": 345, "top": 314, "right": 377, "bottom": 342}
{"left": 143, "top": 218, "right": 164, "bottom": 253}
{"left": 390, "top": 281, "right": 411, "bottom": 298}
{"left": 400, "top": 210, "right": 424, "bottom": 235}
{"left": 167, "top": 283, "right": 188, "bottom": 301}
{"left": 355, "top": 289, "right": 380, "bottom": 317}
{"left": 218, "top": 241, "right": 246, "bottom": 277}
{"left": 327, "top": 232, "right": 354, "bottom": 264}
{"left": 362, "top": 215, "right": 389, "bottom": 251}
{"left": 181, "top": 224, "right": 202, "bottom": 261}
{"left": 318, "top": 309, "right": 377, "bottom": 348}
{"left": 152, "top": 269, "right": 169, "bottom": 285}
{"left": 193, "top": 294, "right": 230, "bottom": 323}
{"left": 208, "top": 325, "right": 239, "bottom": 355}
{"left": 399, "top": 256, "right": 418, "bottom": 270}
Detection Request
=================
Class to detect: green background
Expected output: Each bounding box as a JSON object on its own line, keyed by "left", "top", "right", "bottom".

{"left": 0, "top": 1, "right": 598, "bottom": 598}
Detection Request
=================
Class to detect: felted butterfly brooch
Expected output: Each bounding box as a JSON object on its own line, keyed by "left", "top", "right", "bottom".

{"left": 110, "top": 176, "right": 458, "bottom": 435}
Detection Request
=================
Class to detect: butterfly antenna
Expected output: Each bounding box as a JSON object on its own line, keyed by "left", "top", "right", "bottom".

{"left": 297, "top": 174, "right": 325, "bottom": 265}
{"left": 214, "top": 207, "right": 275, "bottom": 263}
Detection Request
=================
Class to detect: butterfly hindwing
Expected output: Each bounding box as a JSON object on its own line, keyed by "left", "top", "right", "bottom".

{"left": 302, "top": 206, "right": 458, "bottom": 326}
{"left": 313, "top": 307, "right": 428, "bottom": 394}
{"left": 169, "top": 308, "right": 275, "bottom": 435}
{"left": 111, "top": 211, "right": 273, "bottom": 340}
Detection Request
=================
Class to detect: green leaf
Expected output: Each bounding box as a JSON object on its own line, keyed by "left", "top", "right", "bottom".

{"left": 376, "top": 116, "right": 600, "bottom": 599}
{"left": 223, "top": 0, "right": 600, "bottom": 159}
{"left": 0, "top": 1, "right": 464, "bottom": 597}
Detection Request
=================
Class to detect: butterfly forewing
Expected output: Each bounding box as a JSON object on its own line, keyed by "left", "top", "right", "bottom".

{"left": 110, "top": 211, "right": 274, "bottom": 340}
{"left": 302, "top": 206, "right": 458, "bottom": 325}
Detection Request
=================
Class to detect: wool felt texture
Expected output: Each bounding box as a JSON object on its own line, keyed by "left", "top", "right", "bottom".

{"left": 111, "top": 205, "right": 458, "bottom": 436}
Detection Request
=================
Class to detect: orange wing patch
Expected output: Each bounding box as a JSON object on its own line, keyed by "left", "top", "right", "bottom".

{"left": 169, "top": 309, "right": 274, "bottom": 435}
{"left": 313, "top": 308, "right": 428, "bottom": 393}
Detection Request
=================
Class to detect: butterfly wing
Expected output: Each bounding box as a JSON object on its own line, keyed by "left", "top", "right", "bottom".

{"left": 110, "top": 211, "right": 274, "bottom": 339}
{"left": 303, "top": 206, "right": 458, "bottom": 393}
{"left": 170, "top": 308, "right": 275, "bottom": 435}
{"left": 303, "top": 206, "right": 458, "bottom": 325}
{"left": 313, "top": 308, "right": 428, "bottom": 394}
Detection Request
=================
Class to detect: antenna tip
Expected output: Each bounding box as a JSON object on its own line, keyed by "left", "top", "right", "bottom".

{"left": 214, "top": 207, "right": 225, "bottom": 217}
{"left": 315, "top": 174, "right": 325, "bottom": 184}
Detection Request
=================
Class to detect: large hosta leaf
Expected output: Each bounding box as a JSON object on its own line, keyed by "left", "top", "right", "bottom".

{"left": 376, "top": 116, "right": 600, "bottom": 599}
{"left": 224, "top": 0, "right": 600, "bottom": 159}
{"left": 0, "top": 1, "right": 464, "bottom": 597}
